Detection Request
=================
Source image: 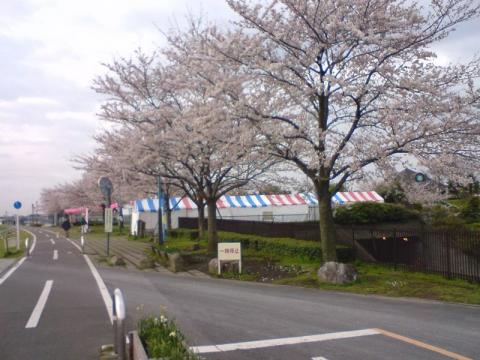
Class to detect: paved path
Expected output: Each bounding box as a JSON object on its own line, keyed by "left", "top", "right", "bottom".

{"left": 0, "top": 227, "right": 111, "bottom": 359}
{"left": 96, "top": 264, "right": 480, "bottom": 360}
{"left": 68, "top": 232, "right": 151, "bottom": 268}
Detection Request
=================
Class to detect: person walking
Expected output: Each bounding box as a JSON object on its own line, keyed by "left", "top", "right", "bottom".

{"left": 61, "top": 216, "right": 71, "bottom": 238}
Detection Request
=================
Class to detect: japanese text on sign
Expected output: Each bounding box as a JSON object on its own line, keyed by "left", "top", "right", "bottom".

{"left": 218, "top": 243, "right": 241, "bottom": 261}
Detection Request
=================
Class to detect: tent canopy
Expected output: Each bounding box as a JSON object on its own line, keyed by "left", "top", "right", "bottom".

{"left": 134, "top": 192, "right": 383, "bottom": 213}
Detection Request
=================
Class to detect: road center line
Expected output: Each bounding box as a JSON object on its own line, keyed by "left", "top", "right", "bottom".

{"left": 53, "top": 250, "right": 58, "bottom": 260}
{"left": 191, "top": 329, "right": 380, "bottom": 354}
{"left": 376, "top": 328, "right": 473, "bottom": 360}
{"left": 50, "top": 239, "right": 55, "bottom": 245}
{"left": 25, "top": 280, "right": 53, "bottom": 329}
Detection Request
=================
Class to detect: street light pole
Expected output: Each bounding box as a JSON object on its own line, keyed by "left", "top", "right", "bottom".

{"left": 157, "top": 175, "right": 164, "bottom": 245}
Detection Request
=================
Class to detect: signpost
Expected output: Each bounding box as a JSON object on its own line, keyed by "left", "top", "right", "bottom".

{"left": 98, "top": 177, "right": 114, "bottom": 257}
{"left": 217, "top": 242, "right": 242, "bottom": 275}
{"left": 157, "top": 176, "right": 164, "bottom": 245}
{"left": 13, "top": 201, "right": 22, "bottom": 250}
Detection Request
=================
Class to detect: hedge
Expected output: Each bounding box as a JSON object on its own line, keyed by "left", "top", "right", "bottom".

{"left": 334, "top": 202, "right": 420, "bottom": 225}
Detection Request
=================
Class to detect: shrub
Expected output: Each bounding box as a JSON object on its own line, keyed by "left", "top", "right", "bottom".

{"left": 461, "top": 196, "right": 480, "bottom": 223}
{"left": 138, "top": 315, "right": 198, "bottom": 360}
{"left": 218, "top": 231, "right": 353, "bottom": 262}
{"left": 334, "top": 202, "right": 420, "bottom": 225}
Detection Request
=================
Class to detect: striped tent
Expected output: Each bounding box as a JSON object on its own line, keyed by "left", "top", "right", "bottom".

{"left": 134, "top": 192, "right": 383, "bottom": 212}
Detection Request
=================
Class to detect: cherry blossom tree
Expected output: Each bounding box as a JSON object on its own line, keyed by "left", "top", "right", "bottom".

{"left": 221, "top": 0, "right": 480, "bottom": 261}
{"left": 94, "top": 23, "right": 275, "bottom": 253}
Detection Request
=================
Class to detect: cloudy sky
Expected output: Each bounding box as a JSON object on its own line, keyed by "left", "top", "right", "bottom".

{"left": 0, "top": 0, "right": 478, "bottom": 215}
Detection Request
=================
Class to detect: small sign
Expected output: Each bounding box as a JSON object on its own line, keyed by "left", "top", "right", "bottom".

{"left": 13, "top": 201, "right": 22, "bottom": 209}
{"left": 217, "top": 242, "right": 242, "bottom": 275}
{"left": 105, "top": 208, "right": 113, "bottom": 233}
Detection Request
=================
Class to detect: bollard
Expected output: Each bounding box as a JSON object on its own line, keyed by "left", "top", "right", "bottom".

{"left": 81, "top": 236, "right": 85, "bottom": 254}
{"left": 113, "top": 288, "right": 126, "bottom": 360}
{"left": 25, "top": 238, "right": 30, "bottom": 257}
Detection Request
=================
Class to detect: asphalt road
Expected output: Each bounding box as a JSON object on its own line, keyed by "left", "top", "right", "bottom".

{"left": 98, "top": 264, "right": 480, "bottom": 360}
{"left": 0, "top": 227, "right": 111, "bottom": 359}
{"left": 1, "top": 228, "right": 479, "bottom": 359}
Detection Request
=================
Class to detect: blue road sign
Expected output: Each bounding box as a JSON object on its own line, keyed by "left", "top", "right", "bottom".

{"left": 13, "top": 201, "right": 22, "bottom": 209}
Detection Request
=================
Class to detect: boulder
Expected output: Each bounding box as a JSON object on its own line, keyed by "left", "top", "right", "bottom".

{"left": 139, "top": 257, "right": 156, "bottom": 269}
{"left": 167, "top": 252, "right": 184, "bottom": 273}
{"left": 208, "top": 258, "right": 219, "bottom": 274}
{"left": 317, "top": 262, "right": 358, "bottom": 284}
{"left": 108, "top": 255, "right": 126, "bottom": 266}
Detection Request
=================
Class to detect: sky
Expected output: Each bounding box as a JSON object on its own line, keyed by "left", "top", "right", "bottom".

{"left": 0, "top": 0, "right": 479, "bottom": 215}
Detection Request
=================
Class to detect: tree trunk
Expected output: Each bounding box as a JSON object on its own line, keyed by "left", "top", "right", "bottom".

{"left": 206, "top": 198, "right": 218, "bottom": 255}
{"left": 316, "top": 181, "right": 337, "bottom": 262}
{"left": 197, "top": 204, "right": 205, "bottom": 238}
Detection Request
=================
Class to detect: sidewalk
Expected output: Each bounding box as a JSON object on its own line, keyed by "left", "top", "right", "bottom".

{"left": 72, "top": 234, "right": 152, "bottom": 269}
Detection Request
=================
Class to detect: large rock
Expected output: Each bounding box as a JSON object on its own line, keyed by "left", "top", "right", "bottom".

{"left": 167, "top": 252, "right": 184, "bottom": 273}
{"left": 208, "top": 258, "right": 219, "bottom": 274}
{"left": 208, "top": 258, "right": 240, "bottom": 274}
{"left": 317, "top": 262, "right": 358, "bottom": 284}
{"left": 108, "top": 255, "right": 126, "bottom": 267}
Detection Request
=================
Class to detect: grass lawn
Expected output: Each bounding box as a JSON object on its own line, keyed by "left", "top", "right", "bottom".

{"left": 0, "top": 225, "right": 30, "bottom": 258}
{"left": 157, "top": 228, "right": 480, "bottom": 305}
{"left": 52, "top": 224, "right": 135, "bottom": 242}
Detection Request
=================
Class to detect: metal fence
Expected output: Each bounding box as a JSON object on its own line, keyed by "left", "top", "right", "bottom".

{"left": 354, "top": 229, "right": 480, "bottom": 282}
{"left": 178, "top": 217, "right": 480, "bottom": 282}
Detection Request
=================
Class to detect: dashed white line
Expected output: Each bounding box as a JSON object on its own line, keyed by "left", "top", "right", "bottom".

{"left": 50, "top": 239, "right": 55, "bottom": 245}
{"left": 25, "top": 280, "right": 53, "bottom": 328}
{"left": 191, "top": 329, "right": 380, "bottom": 354}
{"left": 312, "top": 357, "right": 328, "bottom": 360}
{"left": 53, "top": 250, "right": 58, "bottom": 260}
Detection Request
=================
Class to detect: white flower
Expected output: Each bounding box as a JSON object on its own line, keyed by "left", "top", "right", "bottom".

{"left": 169, "top": 331, "right": 176, "bottom": 337}
{"left": 160, "top": 315, "right": 167, "bottom": 324}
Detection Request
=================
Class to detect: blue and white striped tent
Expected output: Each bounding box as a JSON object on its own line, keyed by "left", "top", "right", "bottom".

{"left": 134, "top": 192, "right": 383, "bottom": 212}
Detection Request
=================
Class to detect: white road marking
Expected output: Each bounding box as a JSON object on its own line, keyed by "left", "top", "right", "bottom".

{"left": 0, "top": 258, "right": 27, "bottom": 285}
{"left": 50, "top": 239, "right": 55, "bottom": 245}
{"left": 53, "top": 250, "right": 58, "bottom": 260}
{"left": 83, "top": 254, "right": 113, "bottom": 324}
{"left": 42, "top": 233, "right": 113, "bottom": 324}
{"left": 65, "top": 237, "right": 81, "bottom": 252}
{"left": 62, "top": 237, "right": 113, "bottom": 323}
{"left": 312, "top": 357, "right": 328, "bottom": 360}
{"left": 191, "top": 329, "right": 380, "bottom": 354}
{"left": 0, "top": 229, "right": 37, "bottom": 286}
{"left": 25, "top": 280, "right": 53, "bottom": 328}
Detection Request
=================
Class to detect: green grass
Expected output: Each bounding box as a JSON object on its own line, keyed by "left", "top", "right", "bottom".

{"left": 52, "top": 224, "right": 134, "bottom": 242}
{"left": 0, "top": 225, "right": 30, "bottom": 258}
{"left": 161, "top": 228, "right": 480, "bottom": 305}
{"left": 274, "top": 261, "right": 480, "bottom": 305}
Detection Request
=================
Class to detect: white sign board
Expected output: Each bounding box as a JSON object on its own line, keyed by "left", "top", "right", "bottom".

{"left": 217, "top": 242, "right": 241, "bottom": 275}
{"left": 105, "top": 208, "right": 113, "bottom": 233}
